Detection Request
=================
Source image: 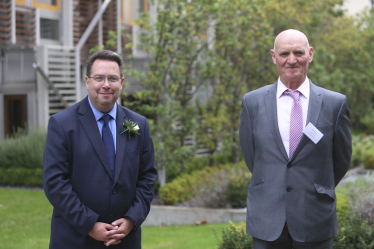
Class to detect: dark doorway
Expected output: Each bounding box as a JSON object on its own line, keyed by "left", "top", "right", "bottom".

{"left": 4, "top": 95, "right": 27, "bottom": 137}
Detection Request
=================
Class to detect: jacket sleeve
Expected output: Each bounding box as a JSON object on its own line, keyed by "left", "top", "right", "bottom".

{"left": 123, "top": 118, "right": 157, "bottom": 229}
{"left": 333, "top": 97, "right": 352, "bottom": 186}
{"left": 240, "top": 95, "right": 255, "bottom": 173}
{"left": 43, "top": 115, "right": 99, "bottom": 236}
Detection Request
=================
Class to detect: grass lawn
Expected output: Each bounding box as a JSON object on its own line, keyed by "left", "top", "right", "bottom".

{"left": 0, "top": 188, "right": 239, "bottom": 249}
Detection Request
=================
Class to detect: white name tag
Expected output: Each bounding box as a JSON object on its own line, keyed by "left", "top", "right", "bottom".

{"left": 303, "top": 122, "right": 324, "bottom": 144}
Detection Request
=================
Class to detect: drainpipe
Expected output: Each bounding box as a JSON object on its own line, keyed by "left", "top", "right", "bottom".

{"left": 75, "top": 0, "right": 112, "bottom": 102}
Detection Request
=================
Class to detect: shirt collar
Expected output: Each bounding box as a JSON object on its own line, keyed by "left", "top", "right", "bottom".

{"left": 277, "top": 77, "right": 310, "bottom": 99}
{"left": 87, "top": 96, "right": 117, "bottom": 121}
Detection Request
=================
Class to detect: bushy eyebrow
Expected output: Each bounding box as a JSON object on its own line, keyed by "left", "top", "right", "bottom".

{"left": 277, "top": 48, "right": 306, "bottom": 55}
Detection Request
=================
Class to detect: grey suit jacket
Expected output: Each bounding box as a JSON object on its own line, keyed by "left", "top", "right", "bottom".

{"left": 239, "top": 80, "right": 351, "bottom": 242}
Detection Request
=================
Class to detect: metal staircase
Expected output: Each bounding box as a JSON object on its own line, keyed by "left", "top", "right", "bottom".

{"left": 44, "top": 46, "right": 78, "bottom": 116}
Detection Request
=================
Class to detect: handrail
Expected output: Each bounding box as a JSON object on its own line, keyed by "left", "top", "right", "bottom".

{"left": 33, "top": 63, "right": 69, "bottom": 109}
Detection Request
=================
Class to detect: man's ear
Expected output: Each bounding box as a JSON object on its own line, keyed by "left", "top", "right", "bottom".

{"left": 308, "top": 47, "right": 314, "bottom": 63}
{"left": 85, "top": 76, "right": 90, "bottom": 89}
{"left": 270, "top": 50, "right": 276, "bottom": 64}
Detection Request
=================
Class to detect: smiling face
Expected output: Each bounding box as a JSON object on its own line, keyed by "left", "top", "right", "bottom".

{"left": 270, "top": 30, "right": 313, "bottom": 90}
{"left": 85, "top": 59, "right": 124, "bottom": 113}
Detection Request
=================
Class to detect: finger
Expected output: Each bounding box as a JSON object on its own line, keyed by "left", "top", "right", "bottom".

{"left": 112, "top": 218, "right": 125, "bottom": 226}
{"left": 105, "top": 238, "right": 118, "bottom": 247}
{"left": 108, "top": 233, "right": 126, "bottom": 240}
{"left": 103, "top": 223, "right": 117, "bottom": 231}
{"left": 112, "top": 240, "right": 121, "bottom": 245}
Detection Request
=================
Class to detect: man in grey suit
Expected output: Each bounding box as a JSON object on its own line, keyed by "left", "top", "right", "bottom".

{"left": 239, "top": 29, "right": 352, "bottom": 248}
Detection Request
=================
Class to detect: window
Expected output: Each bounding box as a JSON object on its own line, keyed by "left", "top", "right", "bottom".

{"left": 40, "top": 18, "right": 59, "bottom": 40}
{"left": 33, "top": 0, "right": 60, "bottom": 12}
{"left": 123, "top": 0, "right": 148, "bottom": 25}
{"left": 4, "top": 95, "right": 26, "bottom": 137}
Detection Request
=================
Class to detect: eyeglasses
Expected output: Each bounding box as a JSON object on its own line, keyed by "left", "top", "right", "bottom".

{"left": 89, "top": 75, "right": 121, "bottom": 83}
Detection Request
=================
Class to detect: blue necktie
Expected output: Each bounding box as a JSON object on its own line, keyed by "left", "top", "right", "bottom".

{"left": 101, "top": 114, "right": 115, "bottom": 177}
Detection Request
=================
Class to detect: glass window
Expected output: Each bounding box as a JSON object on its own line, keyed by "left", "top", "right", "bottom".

{"left": 35, "top": 0, "right": 57, "bottom": 5}
{"left": 123, "top": 0, "right": 147, "bottom": 25}
{"left": 40, "top": 18, "right": 59, "bottom": 40}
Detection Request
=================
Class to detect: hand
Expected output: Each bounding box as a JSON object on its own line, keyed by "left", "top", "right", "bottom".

{"left": 104, "top": 218, "right": 135, "bottom": 246}
{"left": 88, "top": 222, "right": 121, "bottom": 246}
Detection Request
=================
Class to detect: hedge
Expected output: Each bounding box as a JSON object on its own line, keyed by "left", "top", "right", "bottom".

{"left": 0, "top": 168, "right": 43, "bottom": 187}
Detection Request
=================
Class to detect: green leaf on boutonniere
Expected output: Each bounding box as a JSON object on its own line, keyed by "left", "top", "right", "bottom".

{"left": 120, "top": 119, "right": 141, "bottom": 138}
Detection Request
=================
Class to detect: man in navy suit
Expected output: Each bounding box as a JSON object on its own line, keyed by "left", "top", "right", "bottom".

{"left": 43, "top": 50, "right": 157, "bottom": 248}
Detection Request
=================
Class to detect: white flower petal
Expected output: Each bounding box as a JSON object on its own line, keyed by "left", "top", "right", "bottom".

{"left": 134, "top": 125, "right": 140, "bottom": 131}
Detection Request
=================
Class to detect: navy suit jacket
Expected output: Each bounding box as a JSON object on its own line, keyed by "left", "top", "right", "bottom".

{"left": 43, "top": 96, "right": 157, "bottom": 249}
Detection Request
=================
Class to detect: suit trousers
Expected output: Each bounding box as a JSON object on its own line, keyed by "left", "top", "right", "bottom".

{"left": 252, "top": 223, "right": 334, "bottom": 249}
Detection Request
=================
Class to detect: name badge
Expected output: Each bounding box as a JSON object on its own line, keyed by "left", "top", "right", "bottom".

{"left": 303, "top": 122, "right": 324, "bottom": 144}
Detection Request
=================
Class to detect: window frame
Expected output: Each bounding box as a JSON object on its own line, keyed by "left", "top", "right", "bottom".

{"left": 32, "top": 0, "right": 60, "bottom": 12}
{"left": 122, "top": 0, "right": 148, "bottom": 26}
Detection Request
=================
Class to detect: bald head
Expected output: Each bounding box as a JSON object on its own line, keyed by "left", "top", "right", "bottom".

{"left": 270, "top": 29, "right": 314, "bottom": 90}
{"left": 273, "top": 29, "right": 310, "bottom": 52}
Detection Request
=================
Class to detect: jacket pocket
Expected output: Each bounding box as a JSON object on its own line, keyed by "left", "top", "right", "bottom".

{"left": 248, "top": 181, "right": 264, "bottom": 189}
{"left": 314, "top": 183, "right": 335, "bottom": 200}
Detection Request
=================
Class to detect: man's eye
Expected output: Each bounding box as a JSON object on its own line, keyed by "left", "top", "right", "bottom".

{"left": 109, "top": 77, "right": 119, "bottom": 82}
{"left": 94, "top": 76, "right": 104, "bottom": 81}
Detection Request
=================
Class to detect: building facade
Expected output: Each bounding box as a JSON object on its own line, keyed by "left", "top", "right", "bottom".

{"left": 0, "top": 0, "right": 148, "bottom": 138}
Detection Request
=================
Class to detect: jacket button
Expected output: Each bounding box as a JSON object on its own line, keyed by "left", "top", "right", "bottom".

{"left": 112, "top": 189, "right": 116, "bottom": 194}
{"left": 109, "top": 214, "right": 114, "bottom": 218}
{"left": 287, "top": 163, "right": 292, "bottom": 168}
{"left": 286, "top": 187, "right": 292, "bottom": 192}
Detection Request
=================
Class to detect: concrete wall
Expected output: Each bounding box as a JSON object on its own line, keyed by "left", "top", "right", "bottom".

{"left": 143, "top": 205, "right": 246, "bottom": 226}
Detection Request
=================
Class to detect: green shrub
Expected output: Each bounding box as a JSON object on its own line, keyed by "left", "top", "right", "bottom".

{"left": 227, "top": 171, "right": 251, "bottom": 208}
{"left": 338, "top": 173, "right": 374, "bottom": 225}
{"left": 0, "top": 128, "right": 46, "bottom": 169}
{"left": 334, "top": 215, "right": 374, "bottom": 249}
{"left": 217, "top": 222, "right": 253, "bottom": 249}
{"left": 159, "top": 161, "right": 249, "bottom": 205}
{"left": 0, "top": 168, "right": 43, "bottom": 187}
{"left": 351, "top": 134, "right": 374, "bottom": 168}
{"left": 364, "top": 147, "right": 374, "bottom": 169}
{"left": 195, "top": 168, "right": 232, "bottom": 208}
{"left": 336, "top": 189, "right": 350, "bottom": 226}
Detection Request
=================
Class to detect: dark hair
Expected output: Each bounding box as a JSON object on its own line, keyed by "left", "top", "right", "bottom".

{"left": 86, "top": 50, "right": 124, "bottom": 78}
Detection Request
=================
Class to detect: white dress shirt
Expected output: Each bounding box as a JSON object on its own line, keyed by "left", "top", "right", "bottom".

{"left": 277, "top": 77, "right": 310, "bottom": 157}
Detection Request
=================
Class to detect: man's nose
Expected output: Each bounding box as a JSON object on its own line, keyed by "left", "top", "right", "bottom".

{"left": 102, "top": 78, "right": 110, "bottom": 88}
{"left": 287, "top": 55, "right": 297, "bottom": 64}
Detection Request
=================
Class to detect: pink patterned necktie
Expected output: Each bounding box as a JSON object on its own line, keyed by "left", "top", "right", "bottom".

{"left": 283, "top": 90, "right": 303, "bottom": 158}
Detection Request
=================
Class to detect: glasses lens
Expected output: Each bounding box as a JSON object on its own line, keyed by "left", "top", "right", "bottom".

{"left": 108, "top": 76, "right": 120, "bottom": 82}
{"left": 93, "top": 76, "right": 104, "bottom": 82}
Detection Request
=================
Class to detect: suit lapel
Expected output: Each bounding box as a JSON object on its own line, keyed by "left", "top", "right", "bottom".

{"left": 114, "top": 106, "right": 127, "bottom": 183}
{"left": 290, "top": 81, "right": 322, "bottom": 161}
{"left": 265, "top": 82, "right": 289, "bottom": 161}
{"left": 78, "top": 97, "right": 113, "bottom": 179}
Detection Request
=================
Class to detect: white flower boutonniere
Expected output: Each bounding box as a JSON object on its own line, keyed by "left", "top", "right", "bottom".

{"left": 120, "top": 119, "right": 141, "bottom": 138}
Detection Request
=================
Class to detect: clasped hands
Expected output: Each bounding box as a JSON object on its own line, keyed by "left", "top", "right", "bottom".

{"left": 88, "top": 218, "right": 135, "bottom": 246}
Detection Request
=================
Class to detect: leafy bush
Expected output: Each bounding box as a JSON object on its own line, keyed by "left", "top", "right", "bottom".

{"left": 336, "top": 189, "right": 351, "bottom": 226}
{"left": 351, "top": 134, "right": 374, "bottom": 168}
{"left": 195, "top": 168, "right": 231, "bottom": 208}
{"left": 217, "top": 222, "right": 253, "bottom": 249}
{"left": 0, "top": 168, "right": 43, "bottom": 186}
{"left": 334, "top": 215, "right": 374, "bottom": 249}
{"left": 338, "top": 173, "right": 374, "bottom": 225}
{"left": 159, "top": 161, "right": 249, "bottom": 206}
{"left": 0, "top": 128, "right": 46, "bottom": 169}
{"left": 364, "top": 147, "right": 374, "bottom": 169}
{"left": 227, "top": 170, "right": 251, "bottom": 208}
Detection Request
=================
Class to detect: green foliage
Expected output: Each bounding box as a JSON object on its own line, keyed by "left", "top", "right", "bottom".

{"left": 0, "top": 168, "right": 43, "bottom": 187}
{"left": 336, "top": 189, "right": 350, "bottom": 226}
{"left": 333, "top": 215, "right": 374, "bottom": 249}
{"left": 350, "top": 134, "right": 374, "bottom": 168}
{"left": 217, "top": 222, "right": 253, "bottom": 249}
{"left": 159, "top": 167, "right": 216, "bottom": 205}
{"left": 338, "top": 173, "right": 374, "bottom": 225}
{"left": 227, "top": 173, "right": 251, "bottom": 208}
{"left": 0, "top": 128, "right": 46, "bottom": 169}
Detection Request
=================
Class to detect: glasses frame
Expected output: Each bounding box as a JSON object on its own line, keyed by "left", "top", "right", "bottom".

{"left": 88, "top": 75, "right": 122, "bottom": 83}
